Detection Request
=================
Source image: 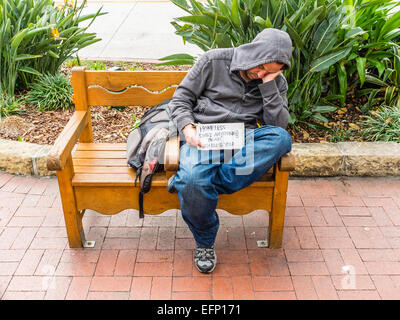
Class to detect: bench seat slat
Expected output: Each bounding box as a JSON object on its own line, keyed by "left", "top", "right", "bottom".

{"left": 73, "top": 158, "right": 127, "bottom": 167}
{"left": 76, "top": 143, "right": 126, "bottom": 151}
{"left": 72, "top": 173, "right": 135, "bottom": 187}
{"left": 73, "top": 150, "right": 126, "bottom": 159}
{"left": 74, "top": 166, "right": 134, "bottom": 174}
{"left": 72, "top": 172, "right": 166, "bottom": 187}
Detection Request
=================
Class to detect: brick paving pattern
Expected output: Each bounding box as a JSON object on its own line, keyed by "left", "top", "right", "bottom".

{"left": 1, "top": 172, "right": 400, "bottom": 300}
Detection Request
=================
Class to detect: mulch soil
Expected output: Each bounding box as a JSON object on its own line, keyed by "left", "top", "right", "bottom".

{"left": 0, "top": 60, "right": 370, "bottom": 145}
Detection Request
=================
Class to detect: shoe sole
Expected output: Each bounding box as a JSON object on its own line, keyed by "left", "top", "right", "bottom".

{"left": 166, "top": 174, "right": 177, "bottom": 193}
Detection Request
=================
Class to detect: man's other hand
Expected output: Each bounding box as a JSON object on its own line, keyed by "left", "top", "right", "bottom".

{"left": 183, "top": 124, "right": 204, "bottom": 148}
{"left": 262, "top": 70, "right": 282, "bottom": 83}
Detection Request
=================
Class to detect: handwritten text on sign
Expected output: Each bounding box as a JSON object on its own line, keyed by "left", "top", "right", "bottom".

{"left": 197, "top": 123, "right": 245, "bottom": 150}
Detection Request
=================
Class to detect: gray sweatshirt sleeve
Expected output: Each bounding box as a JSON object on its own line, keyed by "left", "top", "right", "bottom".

{"left": 258, "top": 74, "right": 290, "bottom": 129}
{"left": 168, "top": 55, "right": 211, "bottom": 133}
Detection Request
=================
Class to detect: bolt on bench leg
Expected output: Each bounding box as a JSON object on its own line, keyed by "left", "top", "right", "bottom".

{"left": 80, "top": 222, "right": 96, "bottom": 248}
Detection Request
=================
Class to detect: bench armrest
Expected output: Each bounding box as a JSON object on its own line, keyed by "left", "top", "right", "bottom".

{"left": 164, "top": 135, "right": 180, "bottom": 171}
{"left": 47, "top": 111, "right": 89, "bottom": 171}
{"left": 279, "top": 151, "right": 295, "bottom": 171}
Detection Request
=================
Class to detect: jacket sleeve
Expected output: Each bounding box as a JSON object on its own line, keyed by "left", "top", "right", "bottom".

{"left": 257, "top": 74, "right": 290, "bottom": 129}
{"left": 168, "top": 54, "right": 211, "bottom": 133}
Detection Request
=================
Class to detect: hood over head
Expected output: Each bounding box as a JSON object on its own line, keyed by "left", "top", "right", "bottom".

{"left": 230, "top": 28, "right": 292, "bottom": 73}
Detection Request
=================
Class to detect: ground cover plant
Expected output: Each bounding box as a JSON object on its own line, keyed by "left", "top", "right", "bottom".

{"left": 25, "top": 73, "right": 74, "bottom": 111}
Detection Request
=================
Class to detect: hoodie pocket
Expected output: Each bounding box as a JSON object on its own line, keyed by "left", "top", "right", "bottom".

{"left": 198, "top": 102, "right": 206, "bottom": 113}
{"left": 193, "top": 101, "right": 206, "bottom": 114}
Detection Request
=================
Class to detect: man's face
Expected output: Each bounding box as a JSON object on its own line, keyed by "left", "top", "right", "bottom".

{"left": 243, "top": 62, "right": 284, "bottom": 81}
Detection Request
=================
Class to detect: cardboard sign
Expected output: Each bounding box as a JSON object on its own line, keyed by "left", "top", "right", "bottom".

{"left": 196, "top": 123, "right": 245, "bottom": 150}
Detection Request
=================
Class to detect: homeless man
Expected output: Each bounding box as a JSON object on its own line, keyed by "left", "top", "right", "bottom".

{"left": 167, "top": 28, "right": 293, "bottom": 273}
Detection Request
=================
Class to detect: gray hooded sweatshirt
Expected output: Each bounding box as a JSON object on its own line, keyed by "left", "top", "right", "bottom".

{"left": 168, "top": 28, "right": 293, "bottom": 133}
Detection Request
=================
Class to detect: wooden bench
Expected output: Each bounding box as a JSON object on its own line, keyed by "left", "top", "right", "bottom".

{"left": 47, "top": 66, "right": 295, "bottom": 249}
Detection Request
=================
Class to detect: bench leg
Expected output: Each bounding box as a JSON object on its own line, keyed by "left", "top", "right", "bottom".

{"left": 268, "top": 163, "right": 289, "bottom": 248}
{"left": 57, "top": 156, "right": 86, "bottom": 248}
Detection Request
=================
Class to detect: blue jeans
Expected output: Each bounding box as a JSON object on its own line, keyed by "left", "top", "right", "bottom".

{"left": 171, "top": 125, "right": 292, "bottom": 248}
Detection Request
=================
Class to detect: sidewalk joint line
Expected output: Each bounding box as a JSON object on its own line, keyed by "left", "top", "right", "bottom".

{"left": 98, "top": 1, "right": 139, "bottom": 58}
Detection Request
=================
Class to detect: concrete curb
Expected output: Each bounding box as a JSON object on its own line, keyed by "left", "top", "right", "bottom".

{"left": 1, "top": 138, "right": 400, "bottom": 177}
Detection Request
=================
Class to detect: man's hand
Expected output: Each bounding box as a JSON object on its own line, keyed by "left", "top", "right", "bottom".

{"left": 182, "top": 124, "right": 204, "bottom": 148}
{"left": 262, "top": 70, "right": 282, "bottom": 83}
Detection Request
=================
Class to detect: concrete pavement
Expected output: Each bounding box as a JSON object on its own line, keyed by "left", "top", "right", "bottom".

{"left": 1, "top": 172, "right": 400, "bottom": 300}
{"left": 73, "top": 0, "right": 203, "bottom": 60}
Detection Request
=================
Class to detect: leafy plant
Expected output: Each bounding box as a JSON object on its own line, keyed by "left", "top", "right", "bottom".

{"left": 359, "top": 105, "right": 400, "bottom": 142}
{"left": 170, "top": 0, "right": 269, "bottom": 50}
{"left": 158, "top": 53, "right": 197, "bottom": 66}
{"left": 336, "top": 0, "right": 400, "bottom": 112}
{"left": 84, "top": 60, "right": 107, "bottom": 70}
{"left": 328, "top": 126, "right": 358, "bottom": 142}
{"left": 132, "top": 114, "right": 141, "bottom": 129}
{"left": 282, "top": 1, "right": 360, "bottom": 128}
{"left": 357, "top": 44, "right": 400, "bottom": 112}
{"left": 0, "top": 0, "right": 106, "bottom": 97}
{"left": 118, "top": 61, "right": 144, "bottom": 71}
{"left": 168, "top": 0, "right": 362, "bottom": 128}
{"left": 164, "top": 0, "right": 285, "bottom": 63}
{"left": 0, "top": 94, "right": 22, "bottom": 120}
{"left": 25, "top": 73, "right": 74, "bottom": 111}
{"left": 167, "top": 0, "right": 400, "bottom": 130}
{"left": 64, "top": 56, "right": 81, "bottom": 69}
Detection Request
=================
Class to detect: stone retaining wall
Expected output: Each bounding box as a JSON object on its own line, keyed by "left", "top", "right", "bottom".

{"left": 292, "top": 142, "right": 400, "bottom": 176}
{"left": 1, "top": 138, "right": 400, "bottom": 177}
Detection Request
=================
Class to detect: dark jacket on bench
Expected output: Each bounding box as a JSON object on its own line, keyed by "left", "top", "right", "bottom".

{"left": 168, "top": 28, "right": 293, "bottom": 133}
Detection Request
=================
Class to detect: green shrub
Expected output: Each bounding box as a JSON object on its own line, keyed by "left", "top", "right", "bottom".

{"left": 64, "top": 57, "right": 81, "bottom": 69}
{"left": 359, "top": 105, "right": 400, "bottom": 142}
{"left": 167, "top": 0, "right": 400, "bottom": 129}
{"left": 126, "top": 62, "right": 144, "bottom": 71}
{"left": 25, "top": 73, "right": 74, "bottom": 111}
{"left": 168, "top": 0, "right": 362, "bottom": 128}
{"left": 338, "top": 0, "right": 400, "bottom": 112}
{"left": 0, "top": 0, "right": 106, "bottom": 97}
{"left": 170, "top": 0, "right": 269, "bottom": 50}
{"left": 357, "top": 45, "right": 400, "bottom": 112}
{"left": 84, "top": 60, "right": 107, "bottom": 70}
{"left": 329, "top": 127, "right": 358, "bottom": 143}
{"left": 0, "top": 94, "right": 22, "bottom": 120}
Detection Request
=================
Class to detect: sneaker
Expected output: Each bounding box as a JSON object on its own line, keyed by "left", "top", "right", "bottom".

{"left": 166, "top": 173, "right": 177, "bottom": 193}
{"left": 194, "top": 246, "right": 217, "bottom": 273}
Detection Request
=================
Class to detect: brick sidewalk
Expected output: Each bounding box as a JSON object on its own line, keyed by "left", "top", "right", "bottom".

{"left": 0, "top": 172, "right": 400, "bottom": 300}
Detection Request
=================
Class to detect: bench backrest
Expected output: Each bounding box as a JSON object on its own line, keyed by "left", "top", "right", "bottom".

{"left": 70, "top": 66, "right": 187, "bottom": 109}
